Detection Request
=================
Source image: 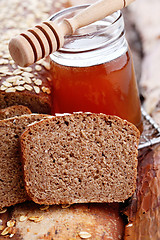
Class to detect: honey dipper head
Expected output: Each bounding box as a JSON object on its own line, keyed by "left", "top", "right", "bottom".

{"left": 9, "top": 21, "right": 64, "bottom": 67}
{"left": 9, "top": 35, "right": 35, "bottom": 67}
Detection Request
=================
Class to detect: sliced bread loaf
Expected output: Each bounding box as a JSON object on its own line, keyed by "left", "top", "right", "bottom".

{"left": 0, "top": 105, "right": 31, "bottom": 120}
{"left": 21, "top": 113, "right": 140, "bottom": 205}
{"left": 0, "top": 114, "right": 49, "bottom": 209}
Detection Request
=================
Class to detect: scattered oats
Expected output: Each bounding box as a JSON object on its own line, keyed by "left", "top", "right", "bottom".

{"left": 19, "top": 215, "right": 28, "bottom": 222}
{"left": 11, "top": 64, "right": 17, "bottom": 69}
{"left": 18, "top": 80, "right": 25, "bottom": 85}
{"left": 0, "top": 85, "right": 7, "bottom": 91}
{"left": 13, "top": 69, "right": 23, "bottom": 75}
{"left": 3, "top": 54, "right": 11, "bottom": 59}
{"left": 47, "top": 77, "right": 51, "bottom": 82}
{"left": 0, "top": 67, "right": 9, "bottom": 74}
{"left": 0, "top": 226, "right": 4, "bottom": 231}
{"left": 41, "top": 61, "right": 50, "bottom": 70}
{"left": 28, "top": 216, "right": 43, "bottom": 222}
{"left": 34, "top": 79, "right": 42, "bottom": 86}
{"left": 24, "top": 67, "right": 32, "bottom": 72}
{"left": 61, "top": 204, "right": 71, "bottom": 209}
{"left": 13, "top": 80, "right": 20, "bottom": 86}
{"left": 24, "top": 76, "right": 32, "bottom": 84}
{"left": 5, "top": 72, "right": 14, "bottom": 76}
{"left": 2, "top": 81, "right": 12, "bottom": 87}
{"left": 22, "top": 72, "right": 34, "bottom": 78}
{"left": 0, "top": 208, "right": 7, "bottom": 214}
{"left": 0, "top": 59, "right": 8, "bottom": 65}
{"left": 5, "top": 87, "right": 16, "bottom": 93}
{"left": 35, "top": 65, "right": 42, "bottom": 71}
{"left": 41, "top": 86, "right": 51, "bottom": 94}
{"left": 1, "top": 226, "right": 10, "bottom": 236}
{"left": 15, "top": 86, "right": 25, "bottom": 91}
{"left": 78, "top": 231, "right": 92, "bottom": 239}
{"left": 40, "top": 205, "right": 49, "bottom": 211}
{"left": 9, "top": 234, "right": 14, "bottom": 238}
{"left": 7, "top": 220, "right": 15, "bottom": 228}
{"left": 33, "top": 86, "right": 40, "bottom": 94}
{"left": 24, "top": 84, "right": 33, "bottom": 91}
{"left": 6, "top": 76, "right": 22, "bottom": 83}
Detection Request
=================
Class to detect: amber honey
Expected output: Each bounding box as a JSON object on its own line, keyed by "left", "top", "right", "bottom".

{"left": 49, "top": 6, "right": 142, "bottom": 132}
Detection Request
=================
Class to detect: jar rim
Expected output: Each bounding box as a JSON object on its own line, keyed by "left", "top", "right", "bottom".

{"left": 49, "top": 5, "right": 127, "bottom": 67}
{"left": 48, "top": 5, "right": 123, "bottom": 53}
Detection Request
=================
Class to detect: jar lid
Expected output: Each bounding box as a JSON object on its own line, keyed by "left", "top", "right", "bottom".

{"left": 49, "top": 5, "right": 128, "bottom": 67}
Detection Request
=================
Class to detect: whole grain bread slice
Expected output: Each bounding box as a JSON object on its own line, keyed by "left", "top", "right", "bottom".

{"left": 0, "top": 114, "right": 49, "bottom": 209}
{"left": 0, "top": 105, "right": 31, "bottom": 120}
{"left": 20, "top": 113, "right": 140, "bottom": 205}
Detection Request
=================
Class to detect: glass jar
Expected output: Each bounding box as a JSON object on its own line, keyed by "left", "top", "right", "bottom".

{"left": 49, "top": 5, "right": 142, "bottom": 132}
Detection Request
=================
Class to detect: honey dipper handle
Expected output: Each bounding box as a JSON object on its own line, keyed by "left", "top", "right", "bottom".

{"left": 63, "top": 0, "right": 135, "bottom": 34}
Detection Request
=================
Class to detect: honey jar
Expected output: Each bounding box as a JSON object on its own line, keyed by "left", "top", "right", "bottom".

{"left": 49, "top": 5, "right": 142, "bottom": 132}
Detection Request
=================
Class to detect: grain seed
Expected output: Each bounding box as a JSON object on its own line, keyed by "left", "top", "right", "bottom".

{"left": 41, "top": 86, "right": 51, "bottom": 94}
{"left": 2, "top": 81, "right": 12, "bottom": 87}
{"left": 35, "top": 65, "right": 42, "bottom": 71}
{"left": 24, "top": 76, "right": 32, "bottom": 84}
{"left": 34, "top": 79, "right": 42, "bottom": 86}
{"left": 0, "top": 85, "right": 7, "bottom": 91}
{"left": 9, "top": 234, "right": 14, "bottom": 238}
{"left": 7, "top": 220, "right": 15, "bottom": 228}
{"left": 22, "top": 72, "right": 34, "bottom": 78}
{"left": 24, "top": 84, "right": 33, "bottom": 91}
{"left": 61, "top": 204, "right": 71, "bottom": 209}
{"left": 40, "top": 205, "right": 49, "bottom": 211}
{"left": 78, "top": 231, "right": 92, "bottom": 239}
{"left": 5, "top": 88, "right": 16, "bottom": 93}
{"left": 28, "top": 216, "right": 43, "bottom": 222}
{"left": 1, "top": 227, "right": 10, "bottom": 236}
{"left": 0, "top": 208, "right": 7, "bottom": 214}
{"left": 15, "top": 86, "right": 25, "bottom": 91}
{"left": 33, "top": 86, "right": 40, "bottom": 94}
{"left": 19, "top": 216, "right": 28, "bottom": 222}
{"left": 13, "top": 69, "right": 23, "bottom": 75}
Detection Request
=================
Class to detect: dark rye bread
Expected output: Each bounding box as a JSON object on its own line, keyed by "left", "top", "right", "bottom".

{"left": 21, "top": 113, "right": 140, "bottom": 205}
{"left": 0, "top": 114, "right": 49, "bottom": 209}
{"left": 0, "top": 105, "right": 31, "bottom": 120}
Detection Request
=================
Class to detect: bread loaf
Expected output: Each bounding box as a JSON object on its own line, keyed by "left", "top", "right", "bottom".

{"left": 0, "top": 114, "right": 49, "bottom": 209}
{"left": 20, "top": 113, "right": 140, "bottom": 205}
{"left": 0, "top": 105, "right": 31, "bottom": 120}
{"left": 0, "top": 0, "right": 56, "bottom": 114}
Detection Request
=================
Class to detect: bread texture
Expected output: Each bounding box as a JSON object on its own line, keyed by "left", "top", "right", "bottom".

{"left": 0, "top": 105, "right": 31, "bottom": 120}
{"left": 0, "top": 114, "right": 49, "bottom": 209}
{"left": 21, "top": 113, "right": 140, "bottom": 205}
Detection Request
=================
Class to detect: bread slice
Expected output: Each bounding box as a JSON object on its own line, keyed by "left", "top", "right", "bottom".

{"left": 21, "top": 113, "right": 140, "bottom": 205}
{"left": 0, "top": 114, "right": 49, "bottom": 209}
{"left": 0, "top": 105, "right": 31, "bottom": 120}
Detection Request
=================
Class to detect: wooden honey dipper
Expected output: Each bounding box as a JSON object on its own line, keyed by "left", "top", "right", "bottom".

{"left": 9, "top": 0, "right": 135, "bottom": 67}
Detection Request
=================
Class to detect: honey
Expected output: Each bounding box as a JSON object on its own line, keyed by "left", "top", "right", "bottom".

{"left": 49, "top": 6, "right": 143, "bottom": 132}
